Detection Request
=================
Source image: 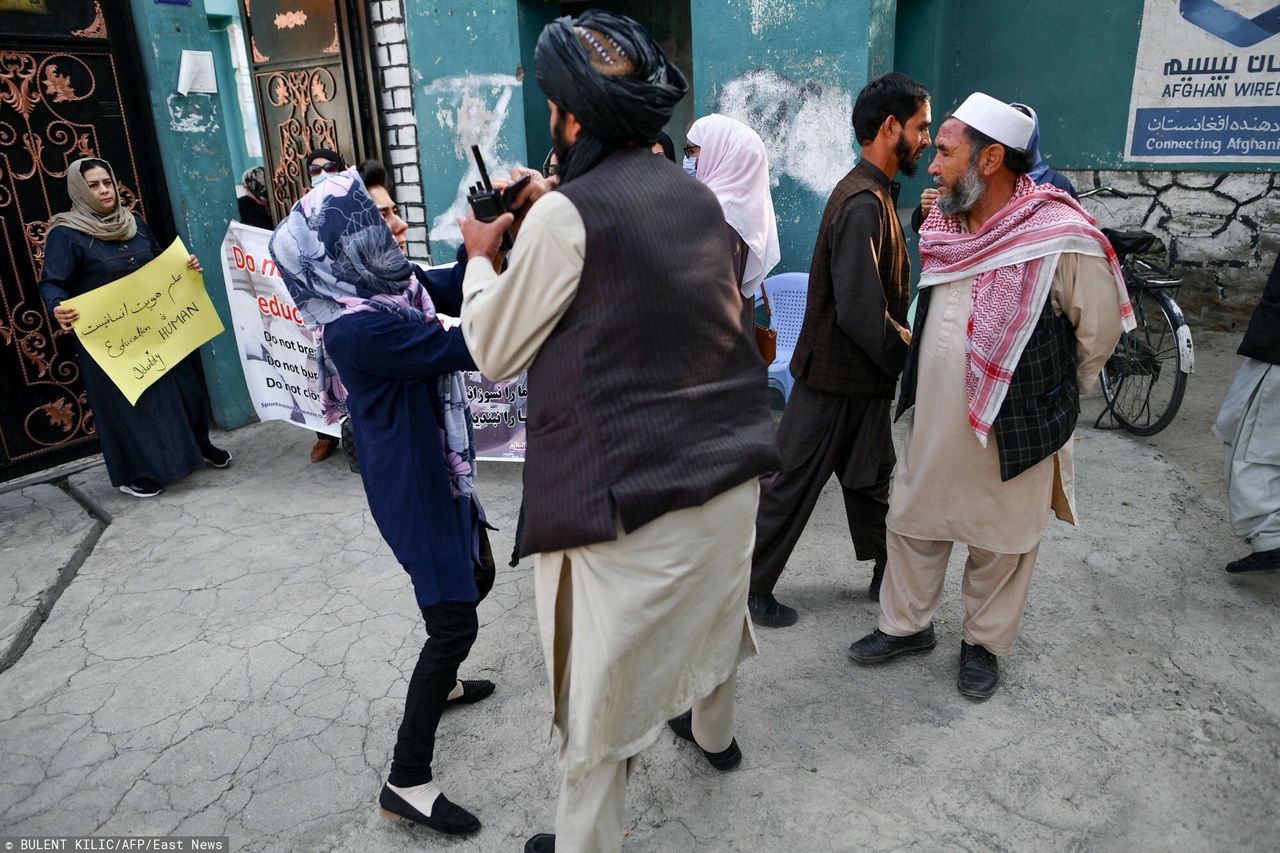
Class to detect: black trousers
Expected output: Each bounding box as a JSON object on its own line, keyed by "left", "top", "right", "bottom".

{"left": 388, "top": 528, "right": 494, "bottom": 786}
{"left": 388, "top": 600, "right": 480, "bottom": 786}
{"left": 751, "top": 380, "right": 894, "bottom": 596}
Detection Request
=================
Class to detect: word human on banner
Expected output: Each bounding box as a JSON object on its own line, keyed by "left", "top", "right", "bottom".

{"left": 220, "top": 222, "right": 339, "bottom": 437}
{"left": 1126, "top": 0, "right": 1280, "bottom": 162}
{"left": 64, "top": 236, "right": 223, "bottom": 405}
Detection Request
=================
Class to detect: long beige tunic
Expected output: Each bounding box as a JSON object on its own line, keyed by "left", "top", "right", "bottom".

{"left": 887, "top": 253, "right": 1124, "bottom": 554}
{"left": 462, "top": 192, "right": 758, "bottom": 788}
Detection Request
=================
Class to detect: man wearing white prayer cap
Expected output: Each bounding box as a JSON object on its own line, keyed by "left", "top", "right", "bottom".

{"left": 847, "top": 92, "right": 1135, "bottom": 699}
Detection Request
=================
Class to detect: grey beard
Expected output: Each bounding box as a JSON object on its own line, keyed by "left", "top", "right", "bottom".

{"left": 936, "top": 164, "right": 986, "bottom": 216}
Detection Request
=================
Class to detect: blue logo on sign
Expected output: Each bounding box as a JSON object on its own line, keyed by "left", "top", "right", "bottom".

{"left": 1181, "top": 0, "right": 1280, "bottom": 47}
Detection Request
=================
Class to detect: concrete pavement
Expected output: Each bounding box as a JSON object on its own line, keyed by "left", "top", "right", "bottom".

{"left": 0, "top": 331, "right": 1277, "bottom": 851}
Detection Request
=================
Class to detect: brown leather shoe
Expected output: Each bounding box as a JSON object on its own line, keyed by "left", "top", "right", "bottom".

{"left": 310, "top": 437, "right": 337, "bottom": 462}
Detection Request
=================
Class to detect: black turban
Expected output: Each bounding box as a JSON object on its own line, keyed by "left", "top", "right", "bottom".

{"left": 534, "top": 10, "right": 687, "bottom": 183}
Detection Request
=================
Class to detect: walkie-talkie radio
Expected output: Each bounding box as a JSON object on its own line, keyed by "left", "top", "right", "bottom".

{"left": 466, "top": 145, "right": 529, "bottom": 253}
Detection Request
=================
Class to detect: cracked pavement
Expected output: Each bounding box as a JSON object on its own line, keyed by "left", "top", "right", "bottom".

{"left": 0, "top": 331, "right": 1276, "bottom": 851}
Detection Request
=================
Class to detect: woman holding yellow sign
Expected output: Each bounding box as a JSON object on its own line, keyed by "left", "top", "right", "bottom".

{"left": 39, "top": 157, "right": 231, "bottom": 498}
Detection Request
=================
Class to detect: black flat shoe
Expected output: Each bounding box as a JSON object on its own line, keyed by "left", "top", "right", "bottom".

{"left": 1225, "top": 547, "right": 1280, "bottom": 574}
{"left": 668, "top": 710, "right": 742, "bottom": 770}
{"left": 748, "top": 592, "right": 798, "bottom": 628}
{"left": 957, "top": 641, "right": 999, "bottom": 700}
{"left": 847, "top": 625, "right": 936, "bottom": 664}
{"left": 201, "top": 444, "right": 232, "bottom": 468}
{"left": 378, "top": 784, "right": 480, "bottom": 835}
{"left": 524, "top": 833, "right": 555, "bottom": 853}
{"left": 444, "top": 679, "right": 495, "bottom": 707}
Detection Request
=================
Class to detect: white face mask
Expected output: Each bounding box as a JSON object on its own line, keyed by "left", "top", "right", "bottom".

{"left": 682, "top": 155, "right": 697, "bottom": 177}
{"left": 310, "top": 173, "right": 331, "bottom": 188}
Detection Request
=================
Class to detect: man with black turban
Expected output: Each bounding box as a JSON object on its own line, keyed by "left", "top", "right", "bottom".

{"left": 459, "top": 11, "right": 778, "bottom": 853}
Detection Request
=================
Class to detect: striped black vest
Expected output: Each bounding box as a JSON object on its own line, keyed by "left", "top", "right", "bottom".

{"left": 518, "top": 147, "right": 780, "bottom": 557}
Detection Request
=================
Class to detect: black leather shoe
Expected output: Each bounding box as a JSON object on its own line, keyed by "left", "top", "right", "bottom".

{"left": 444, "top": 679, "right": 495, "bottom": 707}
{"left": 867, "top": 557, "right": 886, "bottom": 601}
{"left": 524, "top": 834, "right": 555, "bottom": 853}
{"left": 847, "top": 625, "right": 936, "bottom": 664}
{"left": 1225, "top": 547, "right": 1280, "bottom": 574}
{"left": 957, "top": 641, "right": 999, "bottom": 700}
{"left": 378, "top": 784, "right": 480, "bottom": 835}
{"left": 748, "top": 592, "right": 798, "bottom": 628}
{"left": 668, "top": 710, "right": 742, "bottom": 770}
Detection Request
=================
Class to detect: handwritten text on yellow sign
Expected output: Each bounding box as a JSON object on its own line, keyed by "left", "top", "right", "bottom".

{"left": 64, "top": 236, "right": 224, "bottom": 405}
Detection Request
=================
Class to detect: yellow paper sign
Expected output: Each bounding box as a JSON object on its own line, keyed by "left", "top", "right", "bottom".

{"left": 64, "top": 237, "right": 225, "bottom": 405}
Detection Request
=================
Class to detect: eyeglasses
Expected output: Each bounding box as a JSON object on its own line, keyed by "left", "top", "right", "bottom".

{"left": 307, "top": 161, "right": 341, "bottom": 176}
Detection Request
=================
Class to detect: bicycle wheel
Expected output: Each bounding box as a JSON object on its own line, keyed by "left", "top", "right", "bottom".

{"left": 1100, "top": 287, "right": 1188, "bottom": 436}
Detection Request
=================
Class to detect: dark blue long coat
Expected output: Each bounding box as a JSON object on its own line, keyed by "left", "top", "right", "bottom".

{"left": 323, "top": 255, "right": 484, "bottom": 608}
{"left": 39, "top": 217, "right": 209, "bottom": 486}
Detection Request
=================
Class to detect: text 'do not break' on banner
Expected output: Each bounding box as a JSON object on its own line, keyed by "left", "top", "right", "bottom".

{"left": 220, "top": 222, "right": 339, "bottom": 437}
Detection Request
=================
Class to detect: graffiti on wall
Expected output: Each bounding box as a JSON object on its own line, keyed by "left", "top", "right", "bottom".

{"left": 166, "top": 93, "right": 220, "bottom": 133}
{"left": 422, "top": 73, "right": 521, "bottom": 244}
{"left": 749, "top": 0, "right": 796, "bottom": 36}
{"left": 718, "top": 68, "right": 855, "bottom": 198}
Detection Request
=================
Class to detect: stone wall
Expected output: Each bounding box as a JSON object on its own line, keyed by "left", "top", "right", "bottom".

{"left": 1065, "top": 169, "right": 1278, "bottom": 329}
{"left": 367, "top": 0, "right": 430, "bottom": 262}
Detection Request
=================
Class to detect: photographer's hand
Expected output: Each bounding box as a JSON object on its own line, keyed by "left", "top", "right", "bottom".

{"left": 459, "top": 209, "right": 514, "bottom": 263}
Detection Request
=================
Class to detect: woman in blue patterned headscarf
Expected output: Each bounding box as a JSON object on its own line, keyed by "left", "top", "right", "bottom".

{"left": 270, "top": 169, "right": 495, "bottom": 837}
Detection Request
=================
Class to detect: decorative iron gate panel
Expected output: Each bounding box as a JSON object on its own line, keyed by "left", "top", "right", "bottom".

{"left": 239, "top": 0, "right": 380, "bottom": 223}
{"left": 0, "top": 1, "right": 175, "bottom": 480}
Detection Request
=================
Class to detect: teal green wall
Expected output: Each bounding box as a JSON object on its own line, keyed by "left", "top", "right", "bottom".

{"left": 130, "top": 0, "right": 253, "bottom": 429}
{"left": 895, "top": 0, "right": 1271, "bottom": 181}
{"left": 406, "top": 1, "right": 894, "bottom": 273}
{"left": 409, "top": 1, "right": 696, "bottom": 261}
{"left": 517, "top": 1, "right": 560, "bottom": 168}
{"left": 405, "top": 1, "right": 534, "bottom": 261}
{"left": 690, "top": 0, "right": 892, "bottom": 274}
{"left": 206, "top": 15, "right": 254, "bottom": 181}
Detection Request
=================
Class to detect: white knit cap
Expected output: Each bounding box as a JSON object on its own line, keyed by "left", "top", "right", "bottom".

{"left": 952, "top": 92, "right": 1035, "bottom": 150}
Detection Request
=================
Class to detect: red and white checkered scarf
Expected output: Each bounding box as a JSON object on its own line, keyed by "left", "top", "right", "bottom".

{"left": 918, "top": 175, "right": 1135, "bottom": 446}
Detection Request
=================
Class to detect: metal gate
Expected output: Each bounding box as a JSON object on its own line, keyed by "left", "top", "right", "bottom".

{"left": 0, "top": 1, "right": 175, "bottom": 481}
{"left": 238, "top": 0, "right": 381, "bottom": 223}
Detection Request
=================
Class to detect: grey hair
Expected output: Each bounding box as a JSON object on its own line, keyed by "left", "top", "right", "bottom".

{"left": 962, "top": 124, "right": 1034, "bottom": 174}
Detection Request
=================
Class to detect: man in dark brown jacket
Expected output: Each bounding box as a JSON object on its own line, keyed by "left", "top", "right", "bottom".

{"left": 749, "top": 72, "right": 931, "bottom": 628}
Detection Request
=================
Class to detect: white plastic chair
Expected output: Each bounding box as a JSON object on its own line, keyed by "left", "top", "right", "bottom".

{"left": 759, "top": 272, "right": 809, "bottom": 406}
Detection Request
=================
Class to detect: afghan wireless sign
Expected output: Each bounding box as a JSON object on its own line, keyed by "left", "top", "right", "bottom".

{"left": 1127, "top": 0, "right": 1280, "bottom": 162}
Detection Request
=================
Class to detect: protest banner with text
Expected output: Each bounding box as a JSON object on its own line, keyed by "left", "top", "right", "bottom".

{"left": 219, "top": 227, "right": 529, "bottom": 457}
{"left": 64, "top": 236, "right": 223, "bottom": 405}
{"left": 466, "top": 370, "right": 527, "bottom": 461}
{"left": 220, "top": 222, "right": 339, "bottom": 436}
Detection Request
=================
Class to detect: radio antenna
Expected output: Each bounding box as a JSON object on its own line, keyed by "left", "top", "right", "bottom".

{"left": 471, "top": 145, "right": 493, "bottom": 191}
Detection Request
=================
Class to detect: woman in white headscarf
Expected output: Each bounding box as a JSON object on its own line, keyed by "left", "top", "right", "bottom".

{"left": 684, "top": 114, "right": 781, "bottom": 302}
